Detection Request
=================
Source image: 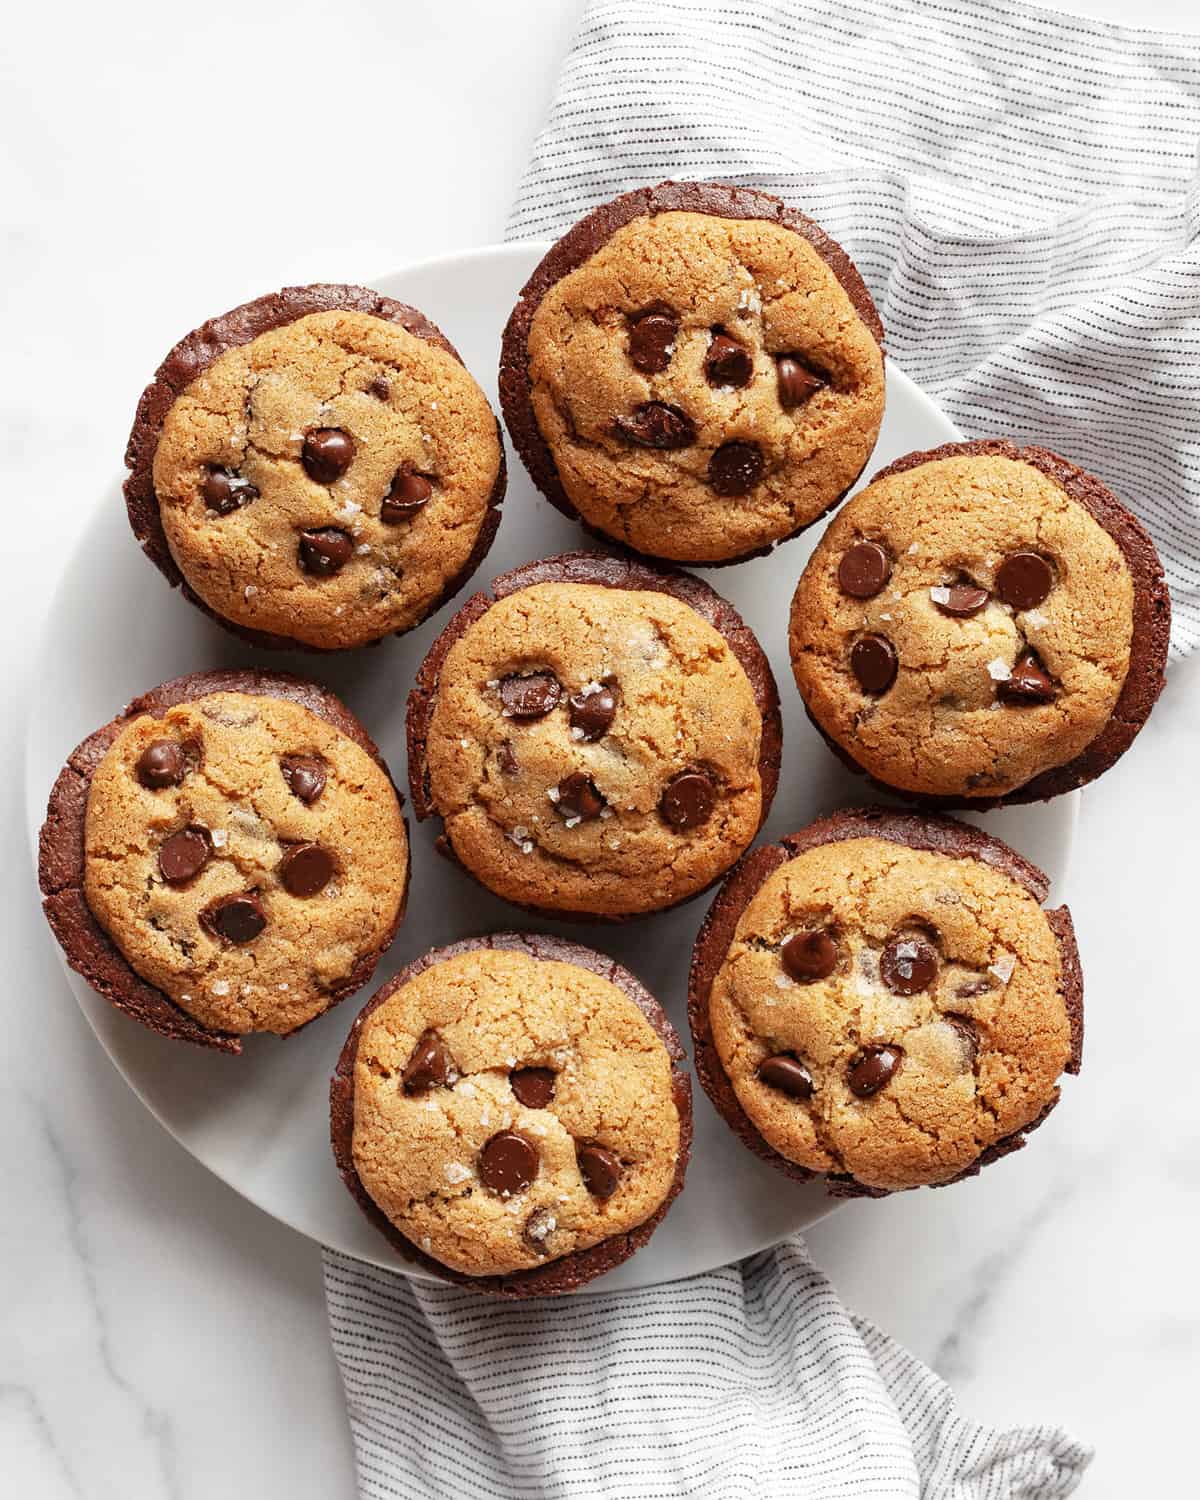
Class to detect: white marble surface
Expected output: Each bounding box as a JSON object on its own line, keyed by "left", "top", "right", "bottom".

{"left": 3, "top": 1, "right": 1197, "bottom": 1495}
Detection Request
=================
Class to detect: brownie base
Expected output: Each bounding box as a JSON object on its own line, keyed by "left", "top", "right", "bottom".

{"left": 406, "top": 548, "right": 784, "bottom": 922}
{"left": 329, "top": 931, "right": 693, "bottom": 1297}
{"left": 124, "top": 283, "right": 507, "bottom": 653}
{"left": 39, "top": 669, "right": 408, "bottom": 1054}
{"left": 803, "top": 438, "right": 1171, "bottom": 809}
{"left": 687, "top": 806, "right": 1084, "bottom": 1199}
{"left": 499, "top": 180, "right": 884, "bottom": 568}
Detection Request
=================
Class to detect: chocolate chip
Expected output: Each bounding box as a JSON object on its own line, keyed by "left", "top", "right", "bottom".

{"left": 776, "top": 355, "right": 825, "bottom": 409}
{"left": 278, "top": 842, "right": 334, "bottom": 897}
{"left": 614, "top": 402, "right": 696, "bottom": 449}
{"left": 568, "top": 683, "right": 617, "bottom": 741}
{"left": 402, "top": 1030, "right": 455, "bottom": 1093}
{"left": 576, "top": 1143, "right": 622, "bottom": 1199}
{"left": 367, "top": 376, "right": 391, "bottom": 401}
{"left": 850, "top": 634, "right": 898, "bottom": 694}
{"left": 136, "top": 740, "right": 186, "bottom": 789}
{"left": 881, "top": 935, "right": 939, "bottom": 995}
{"left": 298, "top": 527, "right": 353, "bottom": 576}
{"left": 954, "top": 977, "right": 994, "bottom": 1000}
{"left": 781, "top": 930, "right": 838, "bottom": 982}
{"left": 280, "top": 754, "right": 326, "bottom": 804}
{"left": 996, "top": 552, "right": 1053, "bottom": 611}
{"left": 201, "top": 466, "right": 258, "bottom": 515}
{"left": 555, "top": 772, "right": 605, "bottom": 823}
{"left": 201, "top": 892, "right": 266, "bottom": 945}
{"left": 497, "top": 741, "right": 519, "bottom": 775}
{"left": 705, "top": 331, "right": 753, "bottom": 388}
{"left": 627, "top": 310, "right": 678, "bottom": 373}
{"left": 523, "top": 1208, "right": 557, "bottom": 1250}
{"left": 709, "top": 441, "right": 764, "bottom": 497}
{"left": 499, "top": 671, "right": 561, "bottom": 720}
{"left": 158, "top": 826, "right": 211, "bottom": 885}
{"left": 838, "top": 542, "right": 892, "bottom": 599}
{"left": 758, "top": 1054, "right": 815, "bottom": 1099}
{"left": 944, "top": 1014, "right": 980, "bottom": 1068}
{"left": 998, "top": 650, "right": 1057, "bottom": 704}
{"left": 933, "top": 584, "right": 990, "bottom": 617}
{"left": 510, "top": 1067, "right": 556, "bottom": 1109}
{"left": 479, "top": 1131, "right": 538, "bottom": 1196}
{"left": 381, "top": 470, "right": 432, "bottom": 523}
{"left": 847, "top": 1044, "right": 902, "bottom": 1098}
{"left": 660, "top": 768, "right": 716, "bottom": 830}
{"left": 301, "top": 427, "right": 355, "bottom": 484}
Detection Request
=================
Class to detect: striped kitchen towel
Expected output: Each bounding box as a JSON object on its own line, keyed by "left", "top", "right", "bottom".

{"left": 324, "top": 1240, "right": 1090, "bottom": 1498}
{"left": 509, "top": 0, "right": 1200, "bottom": 660}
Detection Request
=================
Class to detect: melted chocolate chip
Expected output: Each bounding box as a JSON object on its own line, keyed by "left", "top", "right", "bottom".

{"left": 776, "top": 355, "right": 825, "bottom": 409}
{"left": 568, "top": 683, "right": 617, "bottom": 741}
{"left": 479, "top": 1131, "right": 538, "bottom": 1196}
{"left": 781, "top": 930, "right": 838, "bottom": 982}
{"left": 280, "top": 754, "right": 326, "bottom": 804}
{"left": 660, "top": 768, "right": 716, "bottom": 830}
{"left": 367, "top": 376, "right": 391, "bottom": 401}
{"left": 136, "top": 740, "right": 186, "bottom": 789}
{"left": 881, "top": 935, "right": 939, "bottom": 995}
{"left": 998, "top": 650, "right": 1057, "bottom": 704}
{"left": 201, "top": 466, "right": 259, "bottom": 515}
{"left": 758, "top": 1054, "right": 815, "bottom": 1099}
{"left": 201, "top": 892, "right": 266, "bottom": 945}
{"left": 301, "top": 427, "right": 355, "bottom": 484}
{"left": 709, "top": 441, "right": 764, "bottom": 497}
{"left": 158, "top": 826, "right": 211, "bottom": 885}
{"left": 523, "top": 1208, "right": 558, "bottom": 1250}
{"left": 627, "top": 310, "right": 678, "bottom": 374}
{"left": 850, "top": 634, "right": 898, "bottom": 694}
{"left": 614, "top": 402, "right": 696, "bottom": 449}
{"left": 497, "top": 741, "right": 519, "bottom": 775}
{"left": 996, "top": 552, "right": 1053, "bottom": 611}
{"left": 705, "top": 331, "right": 753, "bottom": 388}
{"left": 402, "top": 1030, "right": 455, "bottom": 1093}
{"left": 933, "top": 584, "right": 990, "bottom": 617}
{"left": 278, "top": 842, "right": 334, "bottom": 897}
{"left": 499, "top": 671, "right": 561, "bottom": 720}
{"left": 847, "top": 1044, "right": 902, "bottom": 1098}
{"left": 838, "top": 542, "right": 892, "bottom": 599}
{"left": 555, "top": 772, "right": 605, "bottom": 822}
{"left": 954, "top": 976, "right": 994, "bottom": 1000}
{"left": 298, "top": 527, "right": 353, "bottom": 576}
{"left": 576, "top": 1143, "right": 622, "bottom": 1199}
{"left": 510, "top": 1067, "right": 556, "bottom": 1109}
{"left": 944, "top": 1014, "right": 980, "bottom": 1068}
{"left": 381, "top": 470, "right": 432, "bottom": 523}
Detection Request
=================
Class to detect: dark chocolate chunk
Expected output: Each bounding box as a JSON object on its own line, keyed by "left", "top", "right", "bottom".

{"left": 576, "top": 1143, "right": 622, "bottom": 1199}
{"left": 136, "top": 740, "right": 186, "bottom": 789}
{"left": 847, "top": 1044, "right": 902, "bottom": 1098}
{"left": 367, "top": 376, "right": 391, "bottom": 401}
{"left": 278, "top": 842, "right": 334, "bottom": 897}
{"left": 201, "top": 892, "right": 266, "bottom": 945}
{"left": 523, "top": 1208, "right": 558, "bottom": 1250}
{"left": 944, "top": 1014, "right": 980, "bottom": 1068}
{"left": 627, "top": 311, "right": 678, "bottom": 374}
{"left": 933, "top": 584, "right": 990, "bottom": 617}
{"left": 705, "top": 332, "right": 753, "bottom": 388}
{"left": 614, "top": 402, "right": 696, "bottom": 449}
{"left": 850, "top": 634, "right": 898, "bottom": 694}
{"left": 838, "top": 542, "right": 892, "bottom": 599}
{"left": 781, "top": 930, "right": 838, "bottom": 982}
{"left": 709, "top": 441, "right": 764, "bottom": 497}
{"left": 381, "top": 471, "right": 432, "bottom": 523}
{"left": 302, "top": 427, "right": 355, "bottom": 484}
{"left": 402, "top": 1030, "right": 455, "bottom": 1093}
{"left": 998, "top": 650, "right": 1057, "bottom": 704}
{"left": 568, "top": 683, "right": 617, "bottom": 741}
{"left": 280, "top": 754, "right": 327, "bottom": 804}
{"left": 555, "top": 772, "right": 605, "bottom": 823}
{"left": 479, "top": 1131, "right": 538, "bottom": 1196}
{"left": 996, "top": 552, "right": 1053, "bottom": 611}
{"left": 758, "top": 1054, "right": 815, "bottom": 1099}
{"left": 158, "top": 826, "right": 211, "bottom": 885}
{"left": 510, "top": 1067, "right": 556, "bottom": 1109}
{"left": 881, "top": 935, "right": 939, "bottom": 995}
{"left": 499, "top": 671, "right": 561, "bottom": 720}
{"left": 660, "top": 768, "right": 716, "bottom": 830}
{"left": 201, "top": 467, "right": 258, "bottom": 515}
{"left": 776, "top": 355, "right": 825, "bottom": 409}
{"left": 298, "top": 527, "right": 353, "bottom": 576}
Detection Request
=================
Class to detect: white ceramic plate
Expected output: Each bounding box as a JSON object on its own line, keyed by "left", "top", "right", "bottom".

{"left": 24, "top": 243, "right": 1077, "bottom": 1291}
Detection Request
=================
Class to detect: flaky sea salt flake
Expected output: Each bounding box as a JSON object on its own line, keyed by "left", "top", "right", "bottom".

{"left": 987, "top": 657, "right": 1013, "bottom": 682}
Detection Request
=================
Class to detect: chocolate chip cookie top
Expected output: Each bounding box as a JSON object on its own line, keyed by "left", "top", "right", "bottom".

{"left": 789, "top": 441, "right": 1170, "bottom": 802}
{"left": 690, "top": 809, "right": 1082, "bottom": 1195}
{"left": 125, "top": 284, "right": 505, "bottom": 651}
{"left": 331, "top": 934, "right": 691, "bottom": 1294}
{"left": 499, "top": 182, "right": 885, "bottom": 566}
{"left": 408, "top": 552, "right": 782, "bottom": 919}
{"left": 40, "top": 671, "right": 408, "bottom": 1047}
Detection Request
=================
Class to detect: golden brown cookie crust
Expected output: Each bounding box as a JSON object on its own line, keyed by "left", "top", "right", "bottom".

{"left": 691, "top": 810, "right": 1082, "bottom": 1195}
{"left": 416, "top": 567, "right": 771, "bottom": 918}
{"left": 81, "top": 690, "right": 408, "bottom": 1035}
{"left": 337, "top": 936, "right": 689, "bottom": 1288}
{"left": 790, "top": 449, "right": 1141, "bottom": 798}
{"left": 127, "top": 287, "right": 505, "bottom": 652}
{"left": 503, "top": 184, "right": 884, "bottom": 566}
